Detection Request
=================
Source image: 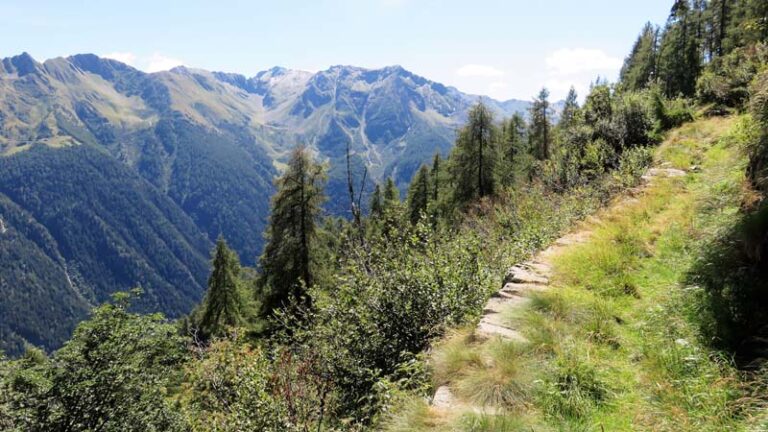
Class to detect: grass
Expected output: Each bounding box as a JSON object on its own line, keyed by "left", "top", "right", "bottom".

{"left": 381, "top": 116, "right": 766, "bottom": 431}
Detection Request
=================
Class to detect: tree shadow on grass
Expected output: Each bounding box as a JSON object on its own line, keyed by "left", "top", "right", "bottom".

{"left": 687, "top": 204, "right": 768, "bottom": 369}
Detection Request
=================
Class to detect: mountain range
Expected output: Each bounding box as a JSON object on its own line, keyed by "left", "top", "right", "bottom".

{"left": 0, "top": 52, "right": 540, "bottom": 355}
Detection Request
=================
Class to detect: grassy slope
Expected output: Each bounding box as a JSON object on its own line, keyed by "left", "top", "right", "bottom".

{"left": 384, "top": 116, "right": 765, "bottom": 431}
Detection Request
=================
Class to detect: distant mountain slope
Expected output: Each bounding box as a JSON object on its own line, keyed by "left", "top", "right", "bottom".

{"left": 0, "top": 52, "right": 537, "bottom": 253}
{"left": 0, "top": 145, "right": 213, "bottom": 356}
{"left": 0, "top": 52, "right": 541, "bottom": 354}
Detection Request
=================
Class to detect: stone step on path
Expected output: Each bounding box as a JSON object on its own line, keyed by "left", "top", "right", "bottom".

{"left": 431, "top": 260, "right": 553, "bottom": 412}
{"left": 641, "top": 167, "right": 686, "bottom": 182}
{"left": 429, "top": 165, "right": 689, "bottom": 414}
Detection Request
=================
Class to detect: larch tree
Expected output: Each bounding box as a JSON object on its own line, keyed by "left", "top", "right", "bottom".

{"left": 657, "top": 0, "right": 703, "bottom": 97}
{"left": 500, "top": 113, "right": 527, "bottom": 186}
{"left": 383, "top": 177, "right": 400, "bottom": 209}
{"left": 369, "top": 183, "right": 383, "bottom": 217}
{"left": 258, "top": 146, "right": 326, "bottom": 315}
{"left": 706, "top": 0, "right": 731, "bottom": 57}
{"left": 620, "top": 22, "right": 659, "bottom": 91}
{"left": 450, "top": 101, "right": 499, "bottom": 206}
{"left": 560, "top": 87, "right": 580, "bottom": 128}
{"left": 528, "top": 88, "right": 553, "bottom": 161}
{"left": 199, "top": 238, "right": 244, "bottom": 339}
{"left": 430, "top": 153, "right": 441, "bottom": 203}
{"left": 406, "top": 165, "right": 430, "bottom": 225}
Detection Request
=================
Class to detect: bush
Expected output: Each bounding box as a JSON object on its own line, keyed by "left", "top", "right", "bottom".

{"left": 290, "top": 223, "right": 490, "bottom": 421}
{"left": 0, "top": 290, "right": 189, "bottom": 431}
{"left": 652, "top": 89, "right": 695, "bottom": 132}
{"left": 748, "top": 70, "right": 768, "bottom": 192}
{"left": 614, "top": 91, "right": 655, "bottom": 148}
{"left": 696, "top": 44, "right": 768, "bottom": 110}
{"left": 181, "top": 339, "right": 287, "bottom": 431}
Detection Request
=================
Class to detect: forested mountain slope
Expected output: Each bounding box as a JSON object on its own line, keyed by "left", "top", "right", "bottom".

{"left": 0, "top": 144, "right": 212, "bottom": 355}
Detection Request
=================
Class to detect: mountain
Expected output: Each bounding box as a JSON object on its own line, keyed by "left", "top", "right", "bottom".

{"left": 0, "top": 52, "right": 537, "bottom": 355}
{"left": 0, "top": 144, "right": 213, "bottom": 355}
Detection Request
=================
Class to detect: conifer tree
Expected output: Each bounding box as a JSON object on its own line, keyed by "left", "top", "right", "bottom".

{"left": 706, "top": 0, "right": 731, "bottom": 57}
{"left": 726, "top": 0, "right": 768, "bottom": 49}
{"left": 369, "top": 183, "right": 383, "bottom": 217}
{"left": 430, "top": 154, "right": 441, "bottom": 203}
{"left": 560, "top": 87, "right": 580, "bottom": 128}
{"left": 657, "top": 0, "right": 703, "bottom": 97}
{"left": 620, "top": 23, "right": 659, "bottom": 91}
{"left": 259, "top": 146, "right": 326, "bottom": 315}
{"left": 528, "top": 88, "right": 553, "bottom": 161}
{"left": 499, "top": 113, "right": 526, "bottom": 187}
{"left": 383, "top": 177, "right": 400, "bottom": 209}
{"left": 450, "top": 101, "right": 499, "bottom": 205}
{"left": 407, "top": 165, "right": 430, "bottom": 225}
{"left": 199, "top": 238, "right": 244, "bottom": 339}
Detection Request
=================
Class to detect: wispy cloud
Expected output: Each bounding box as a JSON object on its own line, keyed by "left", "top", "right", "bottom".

{"left": 543, "top": 48, "right": 622, "bottom": 100}
{"left": 455, "top": 64, "right": 505, "bottom": 78}
{"left": 103, "top": 52, "right": 137, "bottom": 66}
{"left": 101, "top": 52, "right": 185, "bottom": 72}
{"left": 545, "top": 48, "right": 621, "bottom": 76}
{"left": 146, "top": 53, "right": 185, "bottom": 73}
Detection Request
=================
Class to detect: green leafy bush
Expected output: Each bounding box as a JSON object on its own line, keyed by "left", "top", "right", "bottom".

{"left": 696, "top": 44, "right": 768, "bottom": 110}
{"left": 0, "top": 290, "right": 189, "bottom": 431}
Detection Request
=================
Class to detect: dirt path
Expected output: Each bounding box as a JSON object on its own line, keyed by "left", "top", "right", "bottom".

{"left": 430, "top": 166, "right": 686, "bottom": 413}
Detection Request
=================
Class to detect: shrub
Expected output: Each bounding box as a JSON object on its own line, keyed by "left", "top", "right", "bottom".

{"left": 696, "top": 44, "right": 768, "bottom": 110}
{"left": 182, "top": 339, "right": 286, "bottom": 431}
{"left": 652, "top": 89, "right": 695, "bottom": 132}
{"left": 0, "top": 290, "right": 189, "bottom": 431}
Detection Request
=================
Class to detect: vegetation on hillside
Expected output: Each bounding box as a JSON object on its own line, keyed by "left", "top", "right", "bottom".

{"left": 2, "top": 0, "right": 768, "bottom": 430}
{"left": 0, "top": 145, "right": 212, "bottom": 356}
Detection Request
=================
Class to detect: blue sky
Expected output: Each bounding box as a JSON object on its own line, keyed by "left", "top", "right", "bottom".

{"left": 0, "top": 0, "right": 672, "bottom": 101}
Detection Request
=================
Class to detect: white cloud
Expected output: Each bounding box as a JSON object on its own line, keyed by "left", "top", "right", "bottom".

{"left": 103, "top": 51, "right": 137, "bottom": 66}
{"left": 145, "top": 53, "right": 185, "bottom": 73}
{"left": 456, "top": 64, "right": 505, "bottom": 78}
{"left": 545, "top": 78, "right": 587, "bottom": 98}
{"left": 541, "top": 48, "right": 622, "bottom": 100}
{"left": 545, "top": 48, "right": 622, "bottom": 76}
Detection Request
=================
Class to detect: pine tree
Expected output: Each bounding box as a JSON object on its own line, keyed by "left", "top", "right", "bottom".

{"left": 407, "top": 165, "right": 430, "bottom": 225}
{"left": 500, "top": 113, "right": 526, "bottom": 187}
{"left": 430, "top": 153, "right": 441, "bottom": 203}
{"left": 449, "top": 101, "right": 499, "bottom": 206}
{"left": 726, "top": 0, "right": 768, "bottom": 50}
{"left": 259, "top": 146, "right": 326, "bottom": 315}
{"left": 657, "top": 0, "right": 703, "bottom": 97}
{"left": 528, "top": 88, "right": 552, "bottom": 161}
{"left": 705, "top": 0, "right": 731, "bottom": 57}
{"left": 369, "top": 183, "right": 383, "bottom": 217}
{"left": 560, "top": 87, "right": 580, "bottom": 128}
{"left": 619, "top": 23, "right": 659, "bottom": 91}
{"left": 383, "top": 177, "right": 400, "bottom": 209}
{"left": 199, "top": 238, "right": 244, "bottom": 339}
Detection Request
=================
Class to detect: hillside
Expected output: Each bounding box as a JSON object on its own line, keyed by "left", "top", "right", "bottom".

{"left": 0, "top": 144, "right": 212, "bottom": 356}
{"left": 3, "top": 0, "right": 768, "bottom": 430}
{"left": 384, "top": 116, "right": 766, "bottom": 431}
{"left": 0, "top": 54, "right": 538, "bottom": 354}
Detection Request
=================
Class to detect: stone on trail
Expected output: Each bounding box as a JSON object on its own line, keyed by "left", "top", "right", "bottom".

{"left": 504, "top": 266, "right": 548, "bottom": 285}
{"left": 476, "top": 318, "right": 527, "bottom": 342}
{"left": 432, "top": 385, "right": 457, "bottom": 409}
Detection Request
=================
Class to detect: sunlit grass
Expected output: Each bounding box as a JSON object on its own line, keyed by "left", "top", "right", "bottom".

{"left": 385, "top": 116, "right": 765, "bottom": 431}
